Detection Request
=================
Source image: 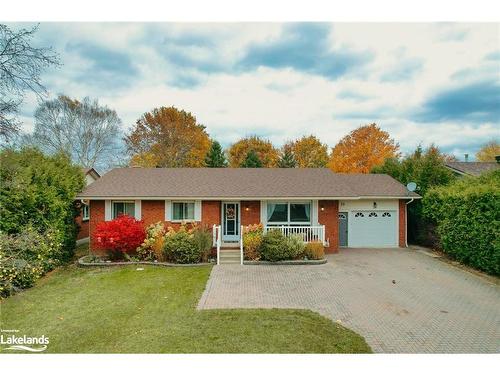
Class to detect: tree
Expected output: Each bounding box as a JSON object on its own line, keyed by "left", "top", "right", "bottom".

{"left": 476, "top": 140, "right": 500, "bottom": 162}
{"left": 0, "top": 147, "right": 84, "bottom": 258}
{"left": 240, "top": 150, "right": 263, "bottom": 167}
{"left": 126, "top": 106, "right": 210, "bottom": 167}
{"left": 277, "top": 144, "right": 297, "bottom": 168}
{"left": 328, "top": 123, "right": 400, "bottom": 173}
{"left": 228, "top": 135, "right": 279, "bottom": 167}
{"left": 284, "top": 135, "right": 328, "bottom": 167}
{"left": 0, "top": 24, "right": 60, "bottom": 141}
{"left": 372, "top": 144, "right": 455, "bottom": 245}
{"left": 32, "top": 95, "right": 122, "bottom": 170}
{"left": 204, "top": 140, "right": 227, "bottom": 167}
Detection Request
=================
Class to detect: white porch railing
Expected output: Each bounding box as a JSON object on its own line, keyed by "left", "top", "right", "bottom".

{"left": 264, "top": 225, "right": 326, "bottom": 245}
{"left": 240, "top": 225, "right": 244, "bottom": 265}
{"left": 212, "top": 224, "right": 222, "bottom": 265}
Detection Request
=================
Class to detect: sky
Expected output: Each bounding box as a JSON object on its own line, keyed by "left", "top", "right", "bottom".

{"left": 11, "top": 22, "right": 500, "bottom": 160}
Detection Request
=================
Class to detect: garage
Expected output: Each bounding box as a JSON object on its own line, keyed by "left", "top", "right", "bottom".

{"left": 345, "top": 210, "right": 398, "bottom": 248}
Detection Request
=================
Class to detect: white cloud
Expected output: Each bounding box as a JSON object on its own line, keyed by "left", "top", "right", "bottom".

{"left": 11, "top": 22, "right": 499, "bottom": 159}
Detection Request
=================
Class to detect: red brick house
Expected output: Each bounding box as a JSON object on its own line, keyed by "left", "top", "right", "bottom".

{"left": 76, "top": 168, "right": 100, "bottom": 244}
{"left": 76, "top": 168, "right": 420, "bottom": 258}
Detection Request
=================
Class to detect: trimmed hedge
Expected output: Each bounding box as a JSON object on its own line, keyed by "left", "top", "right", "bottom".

{"left": 423, "top": 170, "right": 500, "bottom": 275}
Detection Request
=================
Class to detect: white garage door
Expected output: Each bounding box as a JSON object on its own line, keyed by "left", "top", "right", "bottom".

{"left": 349, "top": 210, "right": 398, "bottom": 247}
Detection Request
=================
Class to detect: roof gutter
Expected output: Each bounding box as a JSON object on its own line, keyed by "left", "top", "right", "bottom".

{"left": 75, "top": 195, "right": 421, "bottom": 201}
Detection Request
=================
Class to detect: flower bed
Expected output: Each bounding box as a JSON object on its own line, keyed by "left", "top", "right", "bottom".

{"left": 77, "top": 255, "right": 212, "bottom": 268}
{"left": 243, "top": 258, "right": 327, "bottom": 265}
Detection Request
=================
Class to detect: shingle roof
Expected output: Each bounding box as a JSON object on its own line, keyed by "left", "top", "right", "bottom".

{"left": 445, "top": 162, "right": 499, "bottom": 177}
{"left": 77, "top": 168, "right": 419, "bottom": 199}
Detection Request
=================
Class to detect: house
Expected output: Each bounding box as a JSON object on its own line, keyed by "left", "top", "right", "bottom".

{"left": 76, "top": 168, "right": 101, "bottom": 244}
{"left": 76, "top": 168, "right": 420, "bottom": 254}
{"left": 445, "top": 157, "right": 499, "bottom": 177}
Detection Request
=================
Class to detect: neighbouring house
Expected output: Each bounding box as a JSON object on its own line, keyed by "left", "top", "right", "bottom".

{"left": 76, "top": 168, "right": 420, "bottom": 253}
{"left": 76, "top": 168, "right": 101, "bottom": 244}
{"left": 445, "top": 156, "right": 500, "bottom": 177}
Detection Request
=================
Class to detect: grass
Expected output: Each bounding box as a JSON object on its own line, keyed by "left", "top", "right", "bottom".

{"left": 0, "top": 250, "right": 371, "bottom": 353}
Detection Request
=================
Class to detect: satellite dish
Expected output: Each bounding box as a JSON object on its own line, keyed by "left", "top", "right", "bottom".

{"left": 406, "top": 182, "right": 417, "bottom": 192}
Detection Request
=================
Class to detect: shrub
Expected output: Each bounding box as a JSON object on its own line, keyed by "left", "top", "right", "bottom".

{"left": 286, "top": 234, "right": 306, "bottom": 259}
{"left": 137, "top": 222, "right": 166, "bottom": 261}
{"left": 0, "top": 226, "right": 63, "bottom": 297}
{"left": 303, "top": 241, "right": 325, "bottom": 260}
{"left": 242, "top": 224, "right": 263, "bottom": 260}
{"left": 192, "top": 225, "right": 213, "bottom": 262}
{"left": 0, "top": 147, "right": 85, "bottom": 261}
{"left": 92, "top": 215, "right": 146, "bottom": 260}
{"left": 423, "top": 170, "right": 500, "bottom": 275}
{"left": 260, "top": 229, "right": 303, "bottom": 262}
{"left": 163, "top": 225, "right": 201, "bottom": 264}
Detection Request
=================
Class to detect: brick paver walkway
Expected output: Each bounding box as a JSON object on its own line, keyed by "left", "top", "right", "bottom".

{"left": 198, "top": 248, "right": 500, "bottom": 353}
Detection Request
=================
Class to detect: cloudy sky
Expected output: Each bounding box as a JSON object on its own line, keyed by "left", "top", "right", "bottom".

{"left": 12, "top": 22, "right": 500, "bottom": 159}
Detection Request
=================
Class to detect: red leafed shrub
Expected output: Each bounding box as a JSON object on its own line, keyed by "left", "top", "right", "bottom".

{"left": 92, "top": 215, "right": 146, "bottom": 258}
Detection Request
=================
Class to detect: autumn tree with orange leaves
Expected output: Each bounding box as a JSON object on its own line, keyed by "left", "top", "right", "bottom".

{"left": 125, "top": 106, "right": 211, "bottom": 167}
{"left": 283, "top": 135, "right": 329, "bottom": 168}
{"left": 328, "top": 123, "right": 400, "bottom": 173}
{"left": 228, "top": 135, "right": 279, "bottom": 167}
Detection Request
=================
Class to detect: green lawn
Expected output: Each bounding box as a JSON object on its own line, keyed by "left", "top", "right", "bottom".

{"left": 0, "top": 259, "right": 371, "bottom": 353}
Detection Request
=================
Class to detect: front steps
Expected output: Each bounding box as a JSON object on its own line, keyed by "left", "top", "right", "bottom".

{"left": 218, "top": 248, "right": 241, "bottom": 265}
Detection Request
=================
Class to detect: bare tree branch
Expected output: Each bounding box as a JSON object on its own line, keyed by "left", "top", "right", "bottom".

{"left": 32, "top": 95, "right": 123, "bottom": 170}
{"left": 0, "top": 23, "right": 60, "bottom": 141}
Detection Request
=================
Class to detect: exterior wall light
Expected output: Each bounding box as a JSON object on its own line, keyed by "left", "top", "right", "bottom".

{"left": 373, "top": 202, "right": 377, "bottom": 209}
{"left": 245, "top": 206, "right": 250, "bottom": 211}
{"left": 320, "top": 206, "right": 325, "bottom": 212}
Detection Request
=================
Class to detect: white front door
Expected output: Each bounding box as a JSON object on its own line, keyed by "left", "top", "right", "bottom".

{"left": 222, "top": 202, "right": 240, "bottom": 242}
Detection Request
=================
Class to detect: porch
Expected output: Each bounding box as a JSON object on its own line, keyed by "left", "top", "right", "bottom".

{"left": 212, "top": 224, "right": 326, "bottom": 265}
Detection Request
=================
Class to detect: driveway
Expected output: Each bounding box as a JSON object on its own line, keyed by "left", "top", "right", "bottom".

{"left": 198, "top": 248, "right": 500, "bottom": 353}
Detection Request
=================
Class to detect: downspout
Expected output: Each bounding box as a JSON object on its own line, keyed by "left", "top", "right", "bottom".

{"left": 405, "top": 198, "right": 414, "bottom": 247}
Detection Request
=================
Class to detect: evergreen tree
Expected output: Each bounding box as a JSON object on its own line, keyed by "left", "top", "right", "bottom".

{"left": 240, "top": 150, "right": 263, "bottom": 167}
{"left": 204, "top": 140, "right": 228, "bottom": 167}
{"left": 278, "top": 148, "right": 297, "bottom": 168}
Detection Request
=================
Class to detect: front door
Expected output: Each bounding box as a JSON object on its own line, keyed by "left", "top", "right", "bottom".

{"left": 339, "top": 212, "right": 348, "bottom": 247}
{"left": 222, "top": 202, "right": 240, "bottom": 242}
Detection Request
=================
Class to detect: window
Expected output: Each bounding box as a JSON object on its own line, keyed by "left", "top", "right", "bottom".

{"left": 369, "top": 212, "right": 378, "bottom": 217}
{"left": 267, "top": 203, "right": 288, "bottom": 222}
{"left": 290, "top": 203, "right": 310, "bottom": 222}
{"left": 382, "top": 212, "right": 392, "bottom": 217}
{"left": 355, "top": 212, "right": 365, "bottom": 218}
{"left": 112, "top": 201, "right": 135, "bottom": 219}
{"left": 82, "top": 204, "right": 90, "bottom": 221}
{"left": 172, "top": 202, "right": 195, "bottom": 221}
{"left": 267, "top": 202, "right": 311, "bottom": 225}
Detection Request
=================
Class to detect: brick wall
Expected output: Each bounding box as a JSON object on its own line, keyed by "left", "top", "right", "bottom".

{"left": 318, "top": 200, "right": 339, "bottom": 253}
{"left": 241, "top": 201, "right": 261, "bottom": 226}
{"left": 89, "top": 200, "right": 224, "bottom": 251}
{"left": 89, "top": 200, "right": 105, "bottom": 252}
{"left": 399, "top": 199, "right": 407, "bottom": 247}
{"left": 201, "top": 201, "right": 221, "bottom": 228}
{"left": 142, "top": 200, "right": 165, "bottom": 225}
{"left": 75, "top": 212, "right": 89, "bottom": 240}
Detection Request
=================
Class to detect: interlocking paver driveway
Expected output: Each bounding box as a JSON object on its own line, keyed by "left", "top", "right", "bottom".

{"left": 198, "top": 248, "right": 500, "bottom": 353}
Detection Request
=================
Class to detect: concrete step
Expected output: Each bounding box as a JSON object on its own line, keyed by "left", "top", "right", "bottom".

{"left": 219, "top": 259, "right": 241, "bottom": 264}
